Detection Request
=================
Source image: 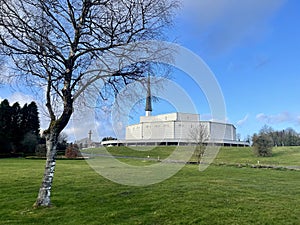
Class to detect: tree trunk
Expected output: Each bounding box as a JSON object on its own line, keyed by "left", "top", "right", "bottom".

{"left": 33, "top": 133, "right": 58, "bottom": 207}
{"left": 34, "top": 92, "right": 73, "bottom": 207}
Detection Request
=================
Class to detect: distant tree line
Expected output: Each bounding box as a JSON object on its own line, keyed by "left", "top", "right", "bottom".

{"left": 0, "top": 99, "right": 40, "bottom": 156}
{"left": 102, "top": 136, "right": 117, "bottom": 142}
{"left": 253, "top": 125, "right": 300, "bottom": 147}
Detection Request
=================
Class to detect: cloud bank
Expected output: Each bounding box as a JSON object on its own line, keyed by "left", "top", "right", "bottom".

{"left": 256, "top": 112, "right": 300, "bottom": 126}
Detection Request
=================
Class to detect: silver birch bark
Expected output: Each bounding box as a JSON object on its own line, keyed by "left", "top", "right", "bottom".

{"left": 0, "top": 0, "right": 179, "bottom": 208}
{"left": 34, "top": 134, "right": 58, "bottom": 207}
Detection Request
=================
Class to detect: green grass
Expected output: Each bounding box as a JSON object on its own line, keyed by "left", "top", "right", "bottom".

{"left": 82, "top": 146, "right": 300, "bottom": 167}
{"left": 82, "top": 146, "right": 176, "bottom": 160}
{"left": 214, "top": 146, "right": 300, "bottom": 166}
{"left": 0, "top": 147, "right": 300, "bottom": 224}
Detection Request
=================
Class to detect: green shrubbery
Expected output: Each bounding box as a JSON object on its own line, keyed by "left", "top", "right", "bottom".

{"left": 252, "top": 133, "right": 273, "bottom": 157}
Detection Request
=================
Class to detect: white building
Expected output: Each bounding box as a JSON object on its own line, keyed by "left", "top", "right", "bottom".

{"left": 102, "top": 77, "right": 249, "bottom": 147}
{"left": 126, "top": 112, "right": 236, "bottom": 140}
{"left": 121, "top": 112, "right": 246, "bottom": 146}
{"left": 75, "top": 130, "right": 101, "bottom": 149}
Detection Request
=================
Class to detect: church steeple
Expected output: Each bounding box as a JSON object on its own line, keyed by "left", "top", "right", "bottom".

{"left": 145, "top": 75, "right": 152, "bottom": 116}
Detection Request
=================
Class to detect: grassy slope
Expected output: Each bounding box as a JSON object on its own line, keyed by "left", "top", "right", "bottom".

{"left": 0, "top": 147, "right": 299, "bottom": 225}
{"left": 214, "top": 146, "right": 300, "bottom": 166}
{"left": 83, "top": 146, "right": 300, "bottom": 167}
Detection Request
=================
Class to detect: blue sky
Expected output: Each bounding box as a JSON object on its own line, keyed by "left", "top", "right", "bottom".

{"left": 1, "top": 0, "right": 300, "bottom": 141}
{"left": 166, "top": 0, "right": 300, "bottom": 140}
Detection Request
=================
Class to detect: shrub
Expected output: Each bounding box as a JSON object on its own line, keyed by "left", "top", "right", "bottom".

{"left": 252, "top": 134, "right": 273, "bottom": 157}
{"left": 65, "top": 144, "right": 82, "bottom": 158}
{"left": 22, "top": 132, "right": 38, "bottom": 155}
{"left": 35, "top": 144, "right": 46, "bottom": 157}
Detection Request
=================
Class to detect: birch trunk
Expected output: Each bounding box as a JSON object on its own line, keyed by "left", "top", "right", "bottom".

{"left": 33, "top": 133, "right": 58, "bottom": 207}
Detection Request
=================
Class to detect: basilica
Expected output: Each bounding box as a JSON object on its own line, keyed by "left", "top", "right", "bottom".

{"left": 102, "top": 77, "right": 249, "bottom": 147}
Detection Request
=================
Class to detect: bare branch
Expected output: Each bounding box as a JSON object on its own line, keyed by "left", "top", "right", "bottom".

{"left": 189, "top": 123, "right": 209, "bottom": 164}
{"left": 0, "top": 0, "right": 179, "bottom": 206}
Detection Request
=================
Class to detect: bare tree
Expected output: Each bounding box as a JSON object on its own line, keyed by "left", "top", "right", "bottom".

{"left": 0, "top": 0, "right": 179, "bottom": 207}
{"left": 189, "top": 123, "right": 209, "bottom": 164}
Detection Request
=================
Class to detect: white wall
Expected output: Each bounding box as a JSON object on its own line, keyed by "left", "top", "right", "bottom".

{"left": 126, "top": 121, "right": 175, "bottom": 140}
{"left": 209, "top": 122, "right": 236, "bottom": 141}
{"left": 174, "top": 121, "right": 202, "bottom": 140}
{"left": 142, "top": 122, "right": 174, "bottom": 140}
{"left": 126, "top": 114, "right": 236, "bottom": 142}
{"left": 177, "top": 113, "right": 199, "bottom": 122}
{"left": 140, "top": 113, "right": 200, "bottom": 123}
{"left": 126, "top": 124, "right": 142, "bottom": 140}
{"left": 140, "top": 113, "right": 177, "bottom": 123}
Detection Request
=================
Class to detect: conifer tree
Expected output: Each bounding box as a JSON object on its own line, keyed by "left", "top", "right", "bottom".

{"left": 0, "top": 99, "right": 11, "bottom": 154}
{"left": 25, "top": 102, "right": 40, "bottom": 136}
{"left": 0, "top": 99, "right": 41, "bottom": 155}
{"left": 10, "top": 102, "right": 22, "bottom": 152}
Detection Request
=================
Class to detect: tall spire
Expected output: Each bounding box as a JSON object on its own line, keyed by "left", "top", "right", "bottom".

{"left": 145, "top": 75, "right": 152, "bottom": 116}
{"left": 88, "top": 130, "right": 92, "bottom": 142}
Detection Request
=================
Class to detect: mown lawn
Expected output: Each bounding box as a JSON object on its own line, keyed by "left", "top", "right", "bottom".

{"left": 82, "top": 146, "right": 300, "bottom": 167}
{"left": 214, "top": 146, "right": 300, "bottom": 166}
{"left": 0, "top": 147, "right": 299, "bottom": 224}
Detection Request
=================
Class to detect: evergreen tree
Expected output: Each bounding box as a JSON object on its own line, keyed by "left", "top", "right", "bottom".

{"left": 0, "top": 99, "right": 11, "bottom": 134}
{"left": 22, "top": 132, "right": 38, "bottom": 154}
{"left": 20, "top": 102, "right": 40, "bottom": 154}
{"left": 0, "top": 99, "right": 12, "bottom": 154}
{"left": 252, "top": 133, "right": 273, "bottom": 157}
{"left": 20, "top": 103, "right": 28, "bottom": 133}
{"left": 10, "top": 102, "right": 22, "bottom": 152}
{"left": 27, "top": 102, "right": 40, "bottom": 136}
{"left": 0, "top": 99, "right": 41, "bottom": 156}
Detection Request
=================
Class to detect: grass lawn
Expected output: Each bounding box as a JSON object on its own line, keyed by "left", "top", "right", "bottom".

{"left": 0, "top": 147, "right": 300, "bottom": 224}
{"left": 82, "top": 146, "right": 300, "bottom": 167}
{"left": 214, "top": 146, "right": 300, "bottom": 167}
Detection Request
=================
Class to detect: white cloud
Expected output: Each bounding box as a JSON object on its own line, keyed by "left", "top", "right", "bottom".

{"left": 180, "top": 0, "right": 286, "bottom": 54}
{"left": 67, "top": 105, "right": 120, "bottom": 142}
{"left": 1, "top": 91, "right": 36, "bottom": 107}
{"left": 256, "top": 112, "right": 300, "bottom": 125}
{"left": 237, "top": 114, "right": 249, "bottom": 126}
{"left": 8, "top": 92, "right": 35, "bottom": 106}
